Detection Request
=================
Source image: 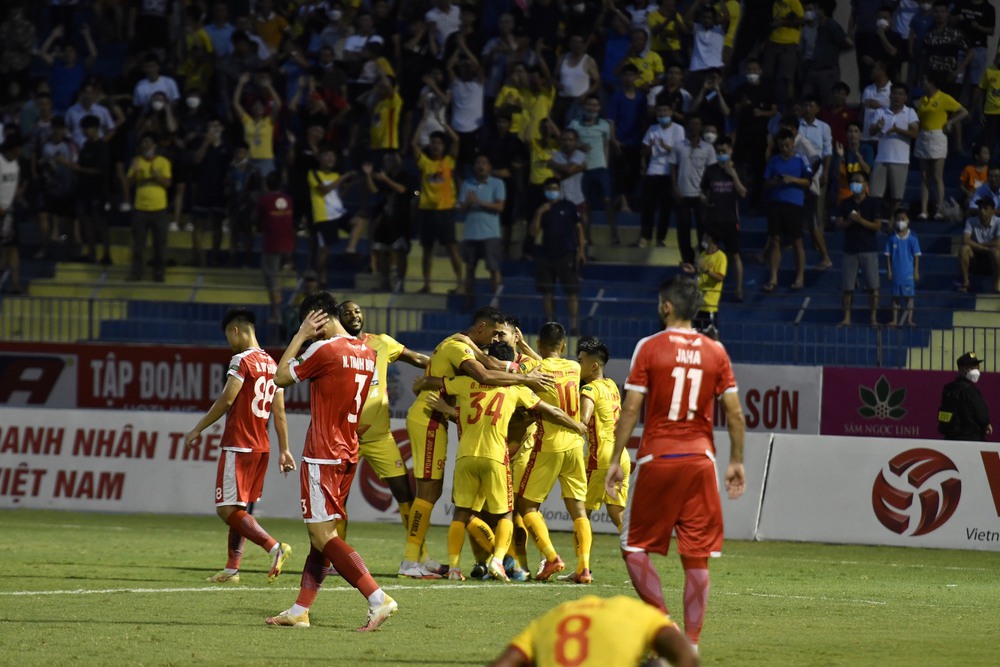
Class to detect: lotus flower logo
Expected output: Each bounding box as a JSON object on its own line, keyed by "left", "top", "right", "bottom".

{"left": 858, "top": 375, "right": 907, "bottom": 420}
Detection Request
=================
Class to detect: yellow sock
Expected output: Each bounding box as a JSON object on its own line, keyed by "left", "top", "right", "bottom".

{"left": 469, "top": 533, "right": 492, "bottom": 563}
{"left": 512, "top": 514, "right": 528, "bottom": 569}
{"left": 493, "top": 518, "right": 513, "bottom": 561}
{"left": 447, "top": 521, "right": 465, "bottom": 568}
{"left": 398, "top": 501, "right": 411, "bottom": 534}
{"left": 522, "top": 511, "right": 558, "bottom": 561}
{"left": 335, "top": 518, "right": 348, "bottom": 541}
{"left": 573, "top": 517, "right": 593, "bottom": 572}
{"left": 404, "top": 498, "right": 434, "bottom": 562}
{"left": 467, "top": 516, "right": 496, "bottom": 554}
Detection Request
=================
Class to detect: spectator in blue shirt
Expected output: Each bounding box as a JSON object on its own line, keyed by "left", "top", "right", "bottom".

{"left": 459, "top": 155, "right": 506, "bottom": 309}
{"left": 608, "top": 64, "right": 647, "bottom": 213}
{"left": 885, "top": 209, "right": 921, "bottom": 327}
{"left": 763, "top": 130, "right": 813, "bottom": 292}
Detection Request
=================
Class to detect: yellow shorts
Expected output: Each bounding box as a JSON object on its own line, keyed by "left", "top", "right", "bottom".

{"left": 585, "top": 460, "right": 631, "bottom": 511}
{"left": 453, "top": 456, "right": 512, "bottom": 515}
{"left": 359, "top": 432, "right": 407, "bottom": 480}
{"left": 407, "top": 413, "right": 449, "bottom": 481}
{"left": 516, "top": 447, "right": 587, "bottom": 504}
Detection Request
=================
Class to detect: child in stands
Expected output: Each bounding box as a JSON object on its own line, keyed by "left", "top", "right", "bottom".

{"left": 885, "top": 209, "right": 921, "bottom": 328}
{"left": 960, "top": 144, "right": 990, "bottom": 209}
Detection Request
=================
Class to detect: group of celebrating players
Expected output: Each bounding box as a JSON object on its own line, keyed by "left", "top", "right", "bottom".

{"left": 184, "top": 275, "right": 746, "bottom": 666}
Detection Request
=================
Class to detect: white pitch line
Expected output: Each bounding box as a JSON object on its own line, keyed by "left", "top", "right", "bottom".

{"left": 725, "top": 554, "right": 993, "bottom": 573}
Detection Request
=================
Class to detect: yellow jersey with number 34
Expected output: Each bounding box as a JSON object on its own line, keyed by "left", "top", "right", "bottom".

{"left": 443, "top": 376, "right": 540, "bottom": 463}
{"left": 581, "top": 378, "right": 622, "bottom": 471}
{"left": 520, "top": 357, "right": 583, "bottom": 453}
{"left": 407, "top": 335, "right": 478, "bottom": 426}
{"left": 357, "top": 333, "right": 404, "bottom": 442}
{"left": 509, "top": 595, "right": 677, "bottom": 667}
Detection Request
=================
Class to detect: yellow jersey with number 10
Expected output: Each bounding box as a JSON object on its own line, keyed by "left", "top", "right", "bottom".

{"left": 443, "top": 376, "right": 540, "bottom": 463}
{"left": 520, "top": 357, "right": 583, "bottom": 453}
{"left": 357, "top": 333, "right": 405, "bottom": 443}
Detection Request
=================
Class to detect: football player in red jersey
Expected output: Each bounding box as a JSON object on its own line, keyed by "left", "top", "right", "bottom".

{"left": 606, "top": 276, "right": 746, "bottom": 653}
{"left": 185, "top": 308, "right": 294, "bottom": 585}
{"left": 265, "top": 292, "right": 397, "bottom": 632}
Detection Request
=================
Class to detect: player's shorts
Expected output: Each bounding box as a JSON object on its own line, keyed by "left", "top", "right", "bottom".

{"left": 620, "top": 452, "right": 723, "bottom": 558}
{"left": 359, "top": 432, "right": 407, "bottom": 480}
{"left": 215, "top": 449, "right": 269, "bottom": 507}
{"left": 516, "top": 447, "right": 587, "bottom": 504}
{"left": 585, "top": 460, "right": 631, "bottom": 511}
{"left": 892, "top": 280, "right": 915, "bottom": 297}
{"left": 453, "top": 456, "right": 513, "bottom": 515}
{"left": 300, "top": 460, "right": 358, "bottom": 523}
{"left": 407, "top": 413, "right": 449, "bottom": 480}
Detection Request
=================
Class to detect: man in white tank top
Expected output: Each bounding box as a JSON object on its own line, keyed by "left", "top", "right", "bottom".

{"left": 554, "top": 33, "right": 601, "bottom": 126}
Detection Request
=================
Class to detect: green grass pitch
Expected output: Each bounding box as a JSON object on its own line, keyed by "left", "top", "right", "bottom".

{"left": 1, "top": 509, "right": 997, "bottom": 666}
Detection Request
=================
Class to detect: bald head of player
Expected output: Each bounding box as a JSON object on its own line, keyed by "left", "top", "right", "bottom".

{"left": 221, "top": 307, "right": 259, "bottom": 353}
{"left": 299, "top": 291, "right": 349, "bottom": 339}
{"left": 537, "top": 322, "right": 567, "bottom": 356}
{"left": 577, "top": 336, "right": 609, "bottom": 384}
{"left": 658, "top": 276, "right": 702, "bottom": 327}
{"left": 338, "top": 300, "right": 364, "bottom": 337}
{"left": 465, "top": 306, "right": 506, "bottom": 348}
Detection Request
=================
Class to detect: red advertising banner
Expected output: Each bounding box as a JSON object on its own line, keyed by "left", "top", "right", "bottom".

{"left": 0, "top": 342, "right": 311, "bottom": 412}
{"left": 821, "top": 367, "right": 1000, "bottom": 440}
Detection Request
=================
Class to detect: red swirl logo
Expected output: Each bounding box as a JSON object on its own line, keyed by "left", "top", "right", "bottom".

{"left": 872, "top": 448, "right": 962, "bottom": 536}
{"left": 358, "top": 428, "right": 416, "bottom": 511}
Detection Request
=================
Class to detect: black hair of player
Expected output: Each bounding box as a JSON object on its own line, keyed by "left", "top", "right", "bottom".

{"left": 487, "top": 341, "right": 516, "bottom": 362}
{"left": 473, "top": 306, "right": 504, "bottom": 325}
{"left": 538, "top": 322, "right": 566, "bottom": 348}
{"left": 577, "top": 336, "right": 609, "bottom": 365}
{"left": 222, "top": 307, "right": 256, "bottom": 331}
{"left": 300, "top": 291, "right": 339, "bottom": 321}
{"left": 502, "top": 313, "right": 520, "bottom": 328}
{"left": 659, "top": 276, "right": 703, "bottom": 322}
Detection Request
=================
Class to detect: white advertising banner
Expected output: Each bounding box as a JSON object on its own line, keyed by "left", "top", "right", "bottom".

{"left": 757, "top": 435, "right": 1000, "bottom": 551}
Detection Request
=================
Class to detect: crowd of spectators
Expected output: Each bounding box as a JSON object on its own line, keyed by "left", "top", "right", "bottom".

{"left": 0, "top": 0, "right": 999, "bottom": 327}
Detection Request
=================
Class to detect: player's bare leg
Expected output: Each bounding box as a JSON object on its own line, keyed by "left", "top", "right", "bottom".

{"left": 605, "top": 504, "right": 624, "bottom": 531}
{"left": 210, "top": 504, "right": 290, "bottom": 584}
{"left": 267, "top": 520, "right": 396, "bottom": 631}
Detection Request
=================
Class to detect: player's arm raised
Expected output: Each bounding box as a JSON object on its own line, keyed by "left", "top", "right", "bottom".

{"left": 606, "top": 389, "right": 643, "bottom": 497}
{"left": 184, "top": 376, "right": 242, "bottom": 447}
{"left": 275, "top": 310, "right": 328, "bottom": 388}
{"left": 459, "top": 358, "right": 554, "bottom": 392}
{"left": 721, "top": 389, "right": 745, "bottom": 499}
{"left": 398, "top": 348, "right": 430, "bottom": 368}
{"left": 271, "top": 388, "right": 296, "bottom": 475}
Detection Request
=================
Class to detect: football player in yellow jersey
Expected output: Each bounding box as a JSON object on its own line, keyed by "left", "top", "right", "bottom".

{"left": 577, "top": 337, "right": 629, "bottom": 532}
{"left": 423, "top": 341, "right": 584, "bottom": 582}
{"left": 490, "top": 595, "right": 699, "bottom": 667}
{"left": 514, "top": 322, "right": 593, "bottom": 583}
{"left": 337, "top": 302, "right": 443, "bottom": 567}
{"left": 400, "top": 307, "right": 552, "bottom": 578}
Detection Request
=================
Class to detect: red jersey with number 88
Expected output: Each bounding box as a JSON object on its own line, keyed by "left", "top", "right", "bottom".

{"left": 287, "top": 335, "right": 376, "bottom": 463}
{"left": 624, "top": 327, "right": 737, "bottom": 457}
{"left": 223, "top": 348, "right": 280, "bottom": 453}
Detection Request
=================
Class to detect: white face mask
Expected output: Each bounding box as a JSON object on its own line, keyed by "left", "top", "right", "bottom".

{"left": 876, "top": 18, "right": 890, "bottom": 29}
{"left": 895, "top": 220, "right": 908, "bottom": 232}
{"left": 920, "top": 3, "right": 932, "bottom": 11}
{"left": 746, "top": 73, "right": 760, "bottom": 84}
{"left": 703, "top": 131, "right": 718, "bottom": 144}
{"left": 572, "top": 2, "right": 585, "bottom": 12}
{"left": 968, "top": 368, "right": 982, "bottom": 383}
{"left": 151, "top": 100, "right": 165, "bottom": 111}
{"left": 186, "top": 96, "right": 200, "bottom": 109}
{"left": 329, "top": 9, "right": 342, "bottom": 21}
{"left": 804, "top": 10, "right": 816, "bottom": 21}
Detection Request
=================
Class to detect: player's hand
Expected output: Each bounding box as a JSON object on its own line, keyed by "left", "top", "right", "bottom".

{"left": 427, "top": 393, "right": 451, "bottom": 414}
{"left": 523, "top": 368, "right": 555, "bottom": 392}
{"left": 988, "top": 424, "right": 994, "bottom": 436}
{"left": 298, "top": 309, "right": 328, "bottom": 338}
{"left": 278, "top": 451, "right": 297, "bottom": 476}
{"left": 887, "top": 270, "right": 893, "bottom": 282}
{"left": 412, "top": 376, "right": 431, "bottom": 394}
{"left": 572, "top": 420, "right": 587, "bottom": 437}
{"left": 725, "top": 462, "right": 746, "bottom": 499}
{"left": 183, "top": 430, "right": 200, "bottom": 449}
{"left": 605, "top": 462, "right": 624, "bottom": 497}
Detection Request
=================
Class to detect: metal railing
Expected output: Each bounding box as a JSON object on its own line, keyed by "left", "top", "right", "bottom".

{"left": 1, "top": 295, "right": 997, "bottom": 371}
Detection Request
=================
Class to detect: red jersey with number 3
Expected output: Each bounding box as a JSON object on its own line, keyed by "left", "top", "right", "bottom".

{"left": 287, "top": 335, "right": 376, "bottom": 463}
{"left": 624, "top": 327, "right": 737, "bottom": 457}
{"left": 223, "top": 348, "right": 279, "bottom": 453}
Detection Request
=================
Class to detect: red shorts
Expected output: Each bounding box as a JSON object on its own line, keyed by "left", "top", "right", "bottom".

{"left": 300, "top": 460, "right": 358, "bottom": 523}
{"left": 215, "top": 449, "right": 269, "bottom": 507}
{"left": 620, "top": 453, "right": 723, "bottom": 558}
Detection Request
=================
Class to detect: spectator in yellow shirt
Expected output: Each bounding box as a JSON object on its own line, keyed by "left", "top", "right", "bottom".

{"left": 233, "top": 71, "right": 281, "bottom": 178}
{"left": 411, "top": 121, "right": 463, "bottom": 294}
{"left": 617, "top": 29, "right": 665, "bottom": 92}
{"left": 761, "top": 0, "right": 804, "bottom": 104}
{"left": 126, "top": 134, "right": 172, "bottom": 283}
{"left": 252, "top": 0, "right": 289, "bottom": 55}
{"left": 692, "top": 232, "right": 727, "bottom": 335}
{"left": 647, "top": 0, "right": 686, "bottom": 67}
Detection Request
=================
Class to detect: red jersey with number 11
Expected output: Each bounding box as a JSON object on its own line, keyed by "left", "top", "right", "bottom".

{"left": 287, "top": 335, "right": 376, "bottom": 463}
{"left": 223, "top": 348, "right": 279, "bottom": 453}
{"left": 624, "top": 327, "right": 737, "bottom": 457}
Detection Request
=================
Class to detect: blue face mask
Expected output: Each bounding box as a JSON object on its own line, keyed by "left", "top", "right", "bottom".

{"left": 849, "top": 182, "right": 865, "bottom": 195}
{"left": 717, "top": 153, "right": 731, "bottom": 163}
{"left": 657, "top": 116, "right": 672, "bottom": 126}
{"left": 544, "top": 190, "right": 560, "bottom": 201}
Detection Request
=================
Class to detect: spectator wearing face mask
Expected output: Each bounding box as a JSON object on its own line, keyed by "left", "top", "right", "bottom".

{"left": 834, "top": 171, "right": 882, "bottom": 328}
{"left": 938, "top": 352, "right": 991, "bottom": 442}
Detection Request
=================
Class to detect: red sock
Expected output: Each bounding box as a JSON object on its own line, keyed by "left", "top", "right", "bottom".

{"left": 681, "top": 556, "right": 709, "bottom": 644}
{"left": 225, "top": 527, "right": 245, "bottom": 570}
{"left": 225, "top": 509, "right": 278, "bottom": 553}
{"left": 623, "top": 550, "right": 668, "bottom": 614}
{"left": 321, "top": 537, "right": 379, "bottom": 599}
{"left": 294, "top": 546, "right": 329, "bottom": 609}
